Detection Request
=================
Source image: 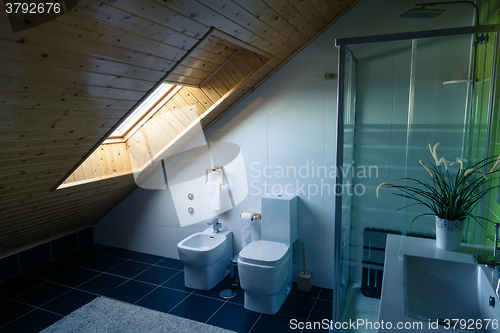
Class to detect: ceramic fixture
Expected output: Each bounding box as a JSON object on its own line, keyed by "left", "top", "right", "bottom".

{"left": 238, "top": 194, "right": 297, "bottom": 314}
{"left": 177, "top": 227, "right": 232, "bottom": 290}
{"left": 404, "top": 254, "right": 500, "bottom": 331}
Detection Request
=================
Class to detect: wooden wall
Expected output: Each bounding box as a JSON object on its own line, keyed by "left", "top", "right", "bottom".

{"left": 61, "top": 143, "right": 131, "bottom": 186}
{"left": 0, "top": 0, "right": 360, "bottom": 257}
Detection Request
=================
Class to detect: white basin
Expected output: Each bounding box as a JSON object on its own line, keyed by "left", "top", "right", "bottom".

{"left": 404, "top": 255, "right": 500, "bottom": 332}
{"left": 177, "top": 228, "right": 233, "bottom": 290}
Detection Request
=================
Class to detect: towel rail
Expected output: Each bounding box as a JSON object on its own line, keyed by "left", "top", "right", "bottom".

{"left": 205, "top": 166, "right": 225, "bottom": 185}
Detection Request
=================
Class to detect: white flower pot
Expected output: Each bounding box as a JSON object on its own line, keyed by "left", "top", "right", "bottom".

{"left": 435, "top": 216, "right": 464, "bottom": 251}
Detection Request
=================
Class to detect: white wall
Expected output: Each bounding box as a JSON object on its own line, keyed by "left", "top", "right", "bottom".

{"left": 94, "top": 0, "right": 475, "bottom": 289}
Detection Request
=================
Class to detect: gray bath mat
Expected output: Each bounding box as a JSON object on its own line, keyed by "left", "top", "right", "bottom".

{"left": 40, "top": 296, "right": 237, "bottom": 333}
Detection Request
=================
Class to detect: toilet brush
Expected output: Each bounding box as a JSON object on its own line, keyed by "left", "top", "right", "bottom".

{"left": 297, "top": 242, "right": 312, "bottom": 292}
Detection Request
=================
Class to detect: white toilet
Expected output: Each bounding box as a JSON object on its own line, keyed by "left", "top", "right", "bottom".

{"left": 238, "top": 194, "right": 297, "bottom": 314}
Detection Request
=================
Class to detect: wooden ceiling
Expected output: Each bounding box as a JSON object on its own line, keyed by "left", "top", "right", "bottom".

{"left": 0, "top": 0, "right": 359, "bottom": 258}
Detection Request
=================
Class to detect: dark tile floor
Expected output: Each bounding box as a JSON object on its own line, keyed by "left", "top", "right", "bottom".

{"left": 0, "top": 244, "right": 333, "bottom": 333}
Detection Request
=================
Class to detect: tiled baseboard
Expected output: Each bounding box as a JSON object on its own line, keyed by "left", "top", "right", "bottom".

{"left": 0, "top": 228, "right": 94, "bottom": 282}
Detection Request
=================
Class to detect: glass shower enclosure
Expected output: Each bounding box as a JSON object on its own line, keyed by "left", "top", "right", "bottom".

{"left": 333, "top": 24, "right": 499, "bottom": 330}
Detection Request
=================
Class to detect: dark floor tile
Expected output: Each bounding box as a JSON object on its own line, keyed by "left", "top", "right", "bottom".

{"left": 15, "top": 282, "right": 71, "bottom": 307}
{"left": 169, "top": 294, "right": 224, "bottom": 323}
{"left": 278, "top": 293, "right": 317, "bottom": 320}
{"left": 82, "top": 243, "right": 118, "bottom": 255}
{"left": 106, "top": 280, "right": 156, "bottom": 304}
{"left": 161, "top": 272, "right": 193, "bottom": 292}
{"left": 133, "top": 253, "right": 164, "bottom": 264}
{"left": 317, "top": 288, "right": 333, "bottom": 301}
{"left": 109, "top": 248, "right": 141, "bottom": 259}
{"left": 0, "top": 308, "right": 62, "bottom": 333}
{"left": 308, "top": 299, "right": 333, "bottom": 322}
{"left": 41, "top": 289, "right": 97, "bottom": 316}
{"left": 251, "top": 313, "right": 300, "bottom": 333}
{"left": 226, "top": 288, "right": 245, "bottom": 305}
{"left": 56, "top": 250, "right": 102, "bottom": 266}
{"left": 133, "top": 266, "right": 178, "bottom": 285}
{"left": 193, "top": 275, "right": 233, "bottom": 299}
{"left": 78, "top": 273, "right": 127, "bottom": 295}
{"left": 207, "top": 302, "right": 260, "bottom": 332}
{"left": 52, "top": 267, "right": 101, "bottom": 288}
{"left": 0, "top": 300, "right": 35, "bottom": 326}
{"left": 0, "top": 274, "right": 45, "bottom": 298}
{"left": 157, "top": 257, "right": 184, "bottom": 270}
{"left": 291, "top": 282, "right": 322, "bottom": 299}
{"left": 135, "top": 286, "right": 188, "bottom": 313}
{"left": 24, "top": 261, "right": 74, "bottom": 281}
{"left": 107, "top": 261, "right": 151, "bottom": 278}
{"left": 82, "top": 255, "right": 125, "bottom": 272}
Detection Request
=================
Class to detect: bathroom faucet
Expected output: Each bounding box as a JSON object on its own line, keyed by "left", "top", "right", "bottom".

{"left": 208, "top": 218, "right": 222, "bottom": 233}
{"left": 473, "top": 223, "right": 500, "bottom": 266}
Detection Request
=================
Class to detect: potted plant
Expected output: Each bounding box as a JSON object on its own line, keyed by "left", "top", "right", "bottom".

{"left": 377, "top": 143, "right": 500, "bottom": 251}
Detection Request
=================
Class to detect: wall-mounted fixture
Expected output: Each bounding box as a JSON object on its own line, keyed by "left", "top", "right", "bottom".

{"left": 324, "top": 73, "right": 336, "bottom": 80}
{"left": 241, "top": 211, "right": 262, "bottom": 219}
{"left": 400, "top": 6, "right": 446, "bottom": 19}
{"left": 205, "top": 166, "right": 225, "bottom": 185}
{"left": 400, "top": 1, "right": 479, "bottom": 25}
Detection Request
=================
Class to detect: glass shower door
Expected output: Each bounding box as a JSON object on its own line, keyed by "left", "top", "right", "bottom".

{"left": 334, "top": 26, "right": 498, "bottom": 331}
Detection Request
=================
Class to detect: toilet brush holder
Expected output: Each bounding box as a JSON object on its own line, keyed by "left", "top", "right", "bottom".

{"left": 297, "top": 271, "right": 313, "bottom": 292}
{"left": 297, "top": 242, "right": 313, "bottom": 292}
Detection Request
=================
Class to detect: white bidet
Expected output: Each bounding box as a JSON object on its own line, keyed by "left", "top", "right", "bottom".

{"left": 177, "top": 228, "right": 233, "bottom": 290}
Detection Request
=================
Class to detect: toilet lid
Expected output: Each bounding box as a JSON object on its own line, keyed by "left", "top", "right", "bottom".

{"left": 239, "top": 240, "right": 289, "bottom": 267}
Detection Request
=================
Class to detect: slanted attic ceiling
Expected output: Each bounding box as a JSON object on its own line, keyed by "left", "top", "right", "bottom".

{"left": 0, "top": 0, "right": 360, "bottom": 257}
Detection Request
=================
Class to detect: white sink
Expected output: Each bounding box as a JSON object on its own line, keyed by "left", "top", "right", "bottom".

{"left": 177, "top": 228, "right": 232, "bottom": 290}
{"left": 404, "top": 255, "right": 500, "bottom": 332}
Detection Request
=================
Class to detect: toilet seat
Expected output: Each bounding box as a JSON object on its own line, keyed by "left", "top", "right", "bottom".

{"left": 239, "top": 240, "right": 289, "bottom": 267}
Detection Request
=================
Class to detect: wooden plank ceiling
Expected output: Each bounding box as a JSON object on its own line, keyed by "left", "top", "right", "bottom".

{"left": 0, "top": 0, "right": 360, "bottom": 258}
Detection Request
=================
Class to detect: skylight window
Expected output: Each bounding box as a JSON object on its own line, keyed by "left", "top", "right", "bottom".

{"left": 107, "top": 83, "right": 181, "bottom": 141}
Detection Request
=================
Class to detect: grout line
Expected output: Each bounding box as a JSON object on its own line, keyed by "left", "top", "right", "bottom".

{"left": 0, "top": 248, "right": 192, "bottom": 329}
{"left": 82, "top": 248, "right": 182, "bottom": 270}
{"left": 166, "top": 288, "right": 196, "bottom": 314}
{"left": 0, "top": 306, "right": 37, "bottom": 329}
{"left": 134, "top": 270, "right": 189, "bottom": 305}
{"left": 247, "top": 314, "right": 262, "bottom": 333}
{"left": 0, "top": 292, "right": 68, "bottom": 329}
{"left": 85, "top": 251, "right": 155, "bottom": 297}
{"left": 0, "top": 264, "right": 183, "bottom": 328}
{"left": 0, "top": 242, "right": 91, "bottom": 284}
{"left": 305, "top": 297, "right": 320, "bottom": 323}
{"left": 204, "top": 299, "right": 227, "bottom": 324}
{"left": 2, "top": 246, "right": 334, "bottom": 333}
{"left": 133, "top": 285, "right": 161, "bottom": 305}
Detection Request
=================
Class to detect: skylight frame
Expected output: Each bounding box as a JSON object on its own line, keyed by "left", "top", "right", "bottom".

{"left": 106, "top": 83, "right": 181, "bottom": 142}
